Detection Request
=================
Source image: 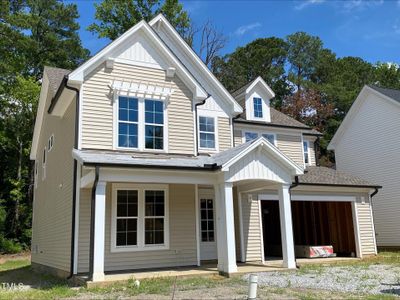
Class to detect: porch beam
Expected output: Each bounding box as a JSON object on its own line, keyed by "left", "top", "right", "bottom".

{"left": 92, "top": 181, "right": 106, "bottom": 281}
{"left": 215, "top": 182, "right": 237, "bottom": 274}
{"left": 278, "top": 183, "right": 296, "bottom": 269}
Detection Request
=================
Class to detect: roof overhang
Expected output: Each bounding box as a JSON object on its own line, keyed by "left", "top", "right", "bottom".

{"left": 245, "top": 76, "right": 275, "bottom": 98}
{"left": 68, "top": 20, "right": 208, "bottom": 102}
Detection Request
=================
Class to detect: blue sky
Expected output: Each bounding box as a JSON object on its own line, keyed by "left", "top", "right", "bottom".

{"left": 75, "top": 0, "right": 400, "bottom": 64}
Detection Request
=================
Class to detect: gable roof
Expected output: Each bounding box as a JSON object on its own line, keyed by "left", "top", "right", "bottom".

{"left": 328, "top": 85, "right": 400, "bottom": 150}
{"left": 149, "top": 14, "right": 242, "bottom": 115}
{"left": 67, "top": 19, "right": 207, "bottom": 101}
{"left": 232, "top": 79, "right": 321, "bottom": 134}
{"left": 45, "top": 66, "right": 71, "bottom": 95}
{"left": 231, "top": 76, "right": 275, "bottom": 99}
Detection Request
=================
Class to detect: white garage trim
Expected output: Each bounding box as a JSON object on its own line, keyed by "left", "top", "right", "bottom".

{"left": 258, "top": 193, "right": 357, "bottom": 202}
{"left": 351, "top": 201, "right": 362, "bottom": 258}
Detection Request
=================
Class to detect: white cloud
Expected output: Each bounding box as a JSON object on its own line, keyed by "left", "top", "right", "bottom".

{"left": 234, "top": 22, "right": 261, "bottom": 36}
{"left": 342, "top": 0, "right": 384, "bottom": 12}
{"left": 294, "top": 0, "right": 325, "bottom": 11}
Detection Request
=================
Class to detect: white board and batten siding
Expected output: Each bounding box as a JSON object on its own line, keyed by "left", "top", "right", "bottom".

{"left": 77, "top": 184, "right": 197, "bottom": 273}
{"left": 334, "top": 92, "right": 400, "bottom": 246}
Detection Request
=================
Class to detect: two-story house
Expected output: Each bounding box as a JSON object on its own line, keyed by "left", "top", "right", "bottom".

{"left": 30, "top": 14, "right": 380, "bottom": 283}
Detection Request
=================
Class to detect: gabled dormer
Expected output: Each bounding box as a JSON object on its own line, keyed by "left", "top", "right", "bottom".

{"left": 232, "top": 76, "right": 275, "bottom": 123}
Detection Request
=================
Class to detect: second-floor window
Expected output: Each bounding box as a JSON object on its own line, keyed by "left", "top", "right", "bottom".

{"left": 117, "top": 96, "right": 165, "bottom": 150}
{"left": 245, "top": 132, "right": 258, "bottom": 142}
{"left": 245, "top": 132, "right": 276, "bottom": 145}
{"left": 118, "top": 97, "right": 138, "bottom": 148}
{"left": 253, "top": 97, "right": 263, "bottom": 118}
{"left": 303, "top": 140, "right": 310, "bottom": 165}
{"left": 199, "top": 116, "right": 215, "bottom": 149}
{"left": 262, "top": 133, "right": 275, "bottom": 145}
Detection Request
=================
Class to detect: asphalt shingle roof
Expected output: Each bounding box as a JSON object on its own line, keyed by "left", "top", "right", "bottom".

{"left": 298, "top": 166, "right": 380, "bottom": 188}
{"left": 44, "top": 66, "right": 71, "bottom": 95}
{"left": 368, "top": 85, "right": 400, "bottom": 104}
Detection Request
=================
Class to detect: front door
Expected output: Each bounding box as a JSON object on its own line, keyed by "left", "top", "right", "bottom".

{"left": 199, "top": 189, "right": 217, "bottom": 260}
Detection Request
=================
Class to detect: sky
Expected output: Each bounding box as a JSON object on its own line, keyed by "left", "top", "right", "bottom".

{"left": 74, "top": 0, "right": 400, "bottom": 64}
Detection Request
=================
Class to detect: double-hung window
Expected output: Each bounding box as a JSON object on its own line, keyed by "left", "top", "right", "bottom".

{"left": 118, "top": 97, "right": 138, "bottom": 148}
{"left": 253, "top": 97, "right": 263, "bottom": 118}
{"left": 112, "top": 184, "right": 168, "bottom": 252}
{"left": 145, "top": 100, "right": 164, "bottom": 150}
{"left": 199, "top": 116, "right": 215, "bottom": 149}
{"left": 303, "top": 140, "right": 310, "bottom": 165}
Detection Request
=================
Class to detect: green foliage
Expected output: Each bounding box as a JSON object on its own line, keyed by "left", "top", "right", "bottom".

{"left": 88, "top": 0, "right": 191, "bottom": 43}
{"left": 0, "top": 0, "right": 88, "bottom": 253}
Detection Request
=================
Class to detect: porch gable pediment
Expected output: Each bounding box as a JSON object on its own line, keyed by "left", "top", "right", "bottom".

{"left": 219, "top": 137, "right": 304, "bottom": 183}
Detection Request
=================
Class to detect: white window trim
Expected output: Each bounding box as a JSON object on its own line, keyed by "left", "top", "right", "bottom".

{"left": 253, "top": 97, "right": 263, "bottom": 119}
{"left": 42, "top": 147, "right": 46, "bottom": 181}
{"left": 111, "top": 183, "right": 169, "bottom": 253}
{"left": 113, "top": 95, "right": 169, "bottom": 153}
{"left": 242, "top": 131, "right": 277, "bottom": 146}
{"left": 303, "top": 140, "right": 310, "bottom": 166}
{"left": 198, "top": 115, "right": 219, "bottom": 152}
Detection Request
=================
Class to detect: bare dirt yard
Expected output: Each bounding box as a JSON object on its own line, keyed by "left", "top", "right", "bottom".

{"left": 0, "top": 251, "right": 399, "bottom": 299}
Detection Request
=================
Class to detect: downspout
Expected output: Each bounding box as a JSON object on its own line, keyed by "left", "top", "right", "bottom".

{"left": 369, "top": 187, "right": 379, "bottom": 253}
{"left": 194, "top": 95, "right": 211, "bottom": 156}
{"left": 89, "top": 166, "right": 100, "bottom": 279}
{"left": 314, "top": 136, "right": 321, "bottom": 166}
{"left": 232, "top": 113, "right": 242, "bottom": 147}
{"left": 65, "top": 81, "right": 80, "bottom": 279}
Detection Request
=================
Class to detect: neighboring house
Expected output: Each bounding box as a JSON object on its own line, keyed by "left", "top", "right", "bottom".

{"left": 30, "top": 14, "right": 380, "bottom": 283}
{"left": 328, "top": 85, "right": 400, "bottom": 247}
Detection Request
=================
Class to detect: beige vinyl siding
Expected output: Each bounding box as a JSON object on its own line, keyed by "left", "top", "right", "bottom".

{"left": 218, "top": 117, "right": 231, "bottom": 151}
{"left": 77, "top": 188, "right": 91, "bottom": 273}
{"left": 241, "top": 194, "right": 263, "bottom": 262}
{"left": 356, "top": 200, "right": 377, "bottom": 255}
{"left": 82, "top": 62, "right": 194, "bottom": 154}
{"left": 234, "top": 129, "right": 243, "bottom": 146}
{"left": 31, "top": 90, "right": 76, "bottom": 274}
{"left": 334, "top": 93, "right": 400, "bottom": 246}
{"left": 277, "top": 134, "right": 303, "bottom": 166}
{"left": 77, "top": 183, "right": 197, "bottom": 273}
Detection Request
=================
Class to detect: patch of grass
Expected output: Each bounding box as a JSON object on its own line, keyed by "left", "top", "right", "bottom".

{"left": 0, "top": 259, "right": 29, "bottom": 271}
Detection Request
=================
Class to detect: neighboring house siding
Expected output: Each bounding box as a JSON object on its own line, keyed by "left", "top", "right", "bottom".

{"left": 218, "top": 117, "right": 231, "bottom": 151}
{"left": 240, "top": 194, "right": 263, "bottom": 262}
{"left": 334, "top": 94, "right": 400, "bottom": 246}
{"left": 308, "top": 140, "right": 316, "bottom": 166}
{"left": 355, "top": 198, "right": 377, "bottom": 255}
{"left": 31, "top": 95, "right": 75, "bottom": 274}
{"left": 81, "top": 62, "right": 195, "bottom": 154}
{"left": 77, "top": 183, "right": 197, "bottom": 273}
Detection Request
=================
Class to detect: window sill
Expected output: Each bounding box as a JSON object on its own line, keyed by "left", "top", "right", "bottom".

{"left": 111, "top": 244, "right": 169, "bottom": 253}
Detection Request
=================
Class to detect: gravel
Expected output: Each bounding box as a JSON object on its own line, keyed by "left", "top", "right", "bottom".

{"left": 244, "top": 264, "right": 400, "bottom": 296}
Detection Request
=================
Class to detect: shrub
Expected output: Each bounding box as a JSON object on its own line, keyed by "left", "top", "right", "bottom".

{"left": 0, "top": 236, "right": 23, "bottom": 254}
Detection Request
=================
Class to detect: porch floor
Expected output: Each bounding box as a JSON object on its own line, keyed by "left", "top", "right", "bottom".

{"left": 83, "top": 257, "right": 359, "bottom": 287}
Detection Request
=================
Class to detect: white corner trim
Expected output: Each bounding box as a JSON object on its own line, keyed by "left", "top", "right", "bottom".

{"left": 351, "top": 201, "right": 362, "bottom": 258}
{"left": 73, "top": 164, "right": 81, "bottom": 274}
{"left": 368, "top": 195, "right": 378, "bottom": 255}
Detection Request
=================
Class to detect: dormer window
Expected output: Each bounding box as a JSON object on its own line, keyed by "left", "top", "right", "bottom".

{"left": 253, "top": 97, "right": 263, "bottom": 118}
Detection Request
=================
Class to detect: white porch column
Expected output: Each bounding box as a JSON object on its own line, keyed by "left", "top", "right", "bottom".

{"left": 92, "top": 181, "right": 106, "bottom": 281}
{"left": 278, "top": 183, "right": 296, "bottom": 269}
{"left": 215, "top": 182, "right": 237, "bottom": 274}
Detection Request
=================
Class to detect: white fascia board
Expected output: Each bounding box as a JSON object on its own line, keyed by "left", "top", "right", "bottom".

{"left": 246, "top": 76, "right": 275, "bottom": 98}
{"left": 30, "top": 73, "right": 50, "bottom": 160}
{"left": 221, "top": 137, "right": 304, "bottom": 175}
{"left": 328, "top": 86, "right": 373, "bottom": 150}
{"left": 149, "top": 14, "right": 243, "bottom": 115}
{"left": 68, "top": 20, "right": 207, "bottom": 100}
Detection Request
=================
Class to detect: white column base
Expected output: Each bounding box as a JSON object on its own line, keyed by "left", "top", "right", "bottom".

{"left": 279, "top": 183, "right": 296, "bottom": 269}
{"left": 92, "top": 272, "right": 105, "bottom": 282}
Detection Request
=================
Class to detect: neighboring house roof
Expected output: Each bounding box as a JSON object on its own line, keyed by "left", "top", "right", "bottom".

{"left": 73, "top": 137, "right": 304, "bottom": 175}
{"left": 297, "top": 166, "right": 381, "bottom": 188}
{"left": 368, "top": 85, "right": 400, "bottom": 104}
{"left": 44, "top": 66, "right": 71, "bottom": 95}
{"left": 328, "top": 85, "right": 400, "bottom": 150}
